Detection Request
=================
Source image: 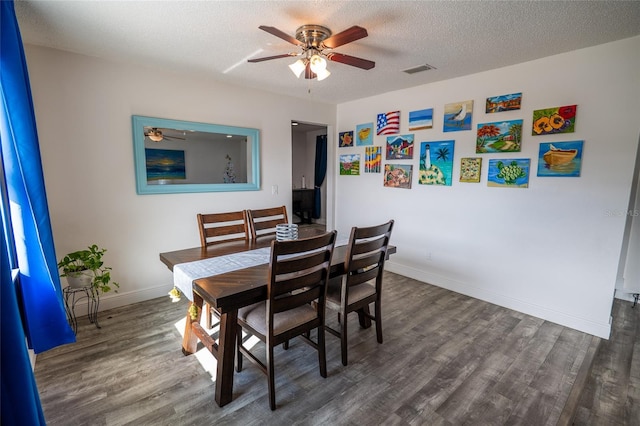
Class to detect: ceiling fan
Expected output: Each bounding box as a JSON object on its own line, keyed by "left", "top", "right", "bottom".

{"left": 144, "top": 127, "right": 186, "bottom": 142}
{"left": 248, "top": 24, "right": 375, "bottom": 80}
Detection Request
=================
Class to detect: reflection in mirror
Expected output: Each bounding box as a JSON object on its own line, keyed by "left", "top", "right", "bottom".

{"left": 132, "top": 116, "right": 260, "bottom": 194}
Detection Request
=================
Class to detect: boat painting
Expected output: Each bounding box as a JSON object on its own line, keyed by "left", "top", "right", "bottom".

{"left": 537, "top": 141, "right": 583, "bottom": 177}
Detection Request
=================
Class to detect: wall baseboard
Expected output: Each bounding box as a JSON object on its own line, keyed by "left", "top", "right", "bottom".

{"left": 64, "top": 283, "right": 173, "bottom": 315}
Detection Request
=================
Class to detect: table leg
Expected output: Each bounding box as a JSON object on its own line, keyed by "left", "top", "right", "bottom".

{"left": 215, "top": 309, "right": 238, "bottom": 407}
{"left": 182, "top": 295, "right": 203, "bottom": 356}
{"left": 358, "top": 305, "right": 372, "bottom": 329}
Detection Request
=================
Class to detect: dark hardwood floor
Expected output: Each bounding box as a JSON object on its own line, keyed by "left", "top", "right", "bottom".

{"left": 34, "top": 272, "right": 638, "bottom": 425}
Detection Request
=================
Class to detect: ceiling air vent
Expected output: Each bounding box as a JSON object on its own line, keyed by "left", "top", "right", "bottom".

{"left": 402, "top": 64, "right": 436, "bottom": 75}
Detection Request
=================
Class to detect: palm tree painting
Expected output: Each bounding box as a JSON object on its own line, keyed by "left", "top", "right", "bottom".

{"left": 476, "top": 119, "right": 523, "bottom": 153}
{"left": 419, "top": 140, "right": 455, "bottom": 186}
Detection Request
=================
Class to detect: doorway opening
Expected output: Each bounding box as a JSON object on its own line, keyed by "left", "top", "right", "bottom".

{"left": 291, "top": 121, "right": 327, "bottom": 238}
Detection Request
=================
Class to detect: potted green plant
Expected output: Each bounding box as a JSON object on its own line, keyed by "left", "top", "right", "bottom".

{"left": 57, "top": 244, "right": 119, "bottom": 293}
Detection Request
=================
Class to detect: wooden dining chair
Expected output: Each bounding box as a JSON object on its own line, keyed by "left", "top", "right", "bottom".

{"left": 246, "top": 206, "right": 288, "bottom": 240}
{"left": 235, "top": 231, "right": 337, "bottom": 410}
{"left": 325, "top": 220, "right": 394, "bottom": 366}
{"left": 197, "top": 210, "right": 249, "bottom": 328}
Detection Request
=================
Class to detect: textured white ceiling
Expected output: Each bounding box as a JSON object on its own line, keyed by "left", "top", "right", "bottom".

{"left": 14, "top": 0, "right": 640, "bottom": 104}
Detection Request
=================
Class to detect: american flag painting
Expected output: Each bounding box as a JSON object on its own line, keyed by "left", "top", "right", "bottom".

{"left": 376, "top": 111, "right": 400, "bottom": 135}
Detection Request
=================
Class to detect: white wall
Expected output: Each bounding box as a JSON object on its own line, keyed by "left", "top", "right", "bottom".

{"left": 24, "top": 45, "right": 336, "bottom": 310}
{"left": 335, "top": 36, "right": 640, "bottom": 338}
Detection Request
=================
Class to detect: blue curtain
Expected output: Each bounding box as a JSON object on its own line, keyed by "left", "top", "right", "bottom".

{"left": 313, "top": 135, "right": 327, "bottom": 219}
{"left": 1, "top": 2, "right": 76, "bottom": 422}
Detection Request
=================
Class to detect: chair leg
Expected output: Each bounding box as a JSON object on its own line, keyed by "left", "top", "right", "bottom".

{"left": 318, "top": 325, "right": 327, "bottom": 378}
{"left": 267, "top": 344, "right": 276, "bottom": 410}
{"left": 283, "top": 340, "right": 289, "bottom": 350}
{"left": 340, "top": 310, "right": 348, "bottom": 366}
{"left": 375, "top": 300, "right": 383, "bottom": 344}
{"left": 235, "top": 326, "right": 243, "bottom": 372}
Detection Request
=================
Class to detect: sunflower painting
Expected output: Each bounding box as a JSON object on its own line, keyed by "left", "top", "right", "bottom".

{"left": 532, "top": 105, "right": 577, "bottom": 136}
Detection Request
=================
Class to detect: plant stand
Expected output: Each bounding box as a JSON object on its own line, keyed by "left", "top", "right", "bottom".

{"left": 63, "top": 284, "right": 101, "bottom": 334}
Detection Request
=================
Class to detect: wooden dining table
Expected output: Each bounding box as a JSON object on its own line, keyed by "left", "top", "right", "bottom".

{"left": 159, "top": 236, "right": 396, "bottom": 407}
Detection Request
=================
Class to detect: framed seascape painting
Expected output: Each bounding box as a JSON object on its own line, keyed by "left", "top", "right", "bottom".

{"left": 487, "top": 159, "right": 530, "bottom": 188}
{"left": 460, "top": 158, "right": 482, "bottom": 183}
{"left": 537, "top": 141, "right": 583, "bottom": 177}
{"left": 384, "top": 164, "right": 413, "bottom": 189}
{"left": 339, "top": 154, "right": 360, "bottom": 175}
{"left": 409, "top": 108, "right": 434, "bottom": 130}
{"left": 419, "top": 140, "right": 455, "bottom": 186}
{"left": 532, "top": 105, "right": 577, "bottom": 136}
{"left": 476, "top": 119, "right": 523, "bottom": 153}
{"left": 356, "top": 123, "right": 374, "bottom": 146}
{"left": 145, "top": 148, "right": 186, "bottom": 181}
{"left": 443, "top": 100, "right": 473, "bottom": 132}
{"left": 485, "top": 92, "right": 522, "bottom": 113}
{"left": 339, "top": 130, "right": 354, "bottom": 147}
{"left": 365, "top": 146, "right": 382, "bottom": 173}
{"left": 386, "top": 134, "right": 414, "bottom": 160}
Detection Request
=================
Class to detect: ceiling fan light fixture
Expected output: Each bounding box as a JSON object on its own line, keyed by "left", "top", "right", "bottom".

{"left": 309, "top": 54, "right": 327, "bottom": 73}
{"left": 315, "top": 68, "right": 331, "bottom": 81}
{"left": 289, "top": 59, "right": 306, "bottom": 78}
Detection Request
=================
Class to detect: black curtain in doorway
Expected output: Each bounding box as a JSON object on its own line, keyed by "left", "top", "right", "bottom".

{"left": 313, "top": 135, "right": 327, "bottom": 219}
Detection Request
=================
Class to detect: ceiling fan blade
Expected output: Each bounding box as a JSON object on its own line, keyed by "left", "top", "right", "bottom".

{"left": 326, "top": 52, "right": 375, "bottom": 70}
{"left": 258, "top": 25, "right": 303, "bottom": 46}
{"left": 322, "top": 26, "right": 368, "bottom": 49}
{"left": 248, "top": 53, "right": 298, "bottom": 63}
{"left": 304, "top": 62, "right": 317, "bottom": 80}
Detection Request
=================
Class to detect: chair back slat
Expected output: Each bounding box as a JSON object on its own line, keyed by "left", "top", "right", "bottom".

{"left": 197, "top": 211, "right": 249, "bottom": 247}
{"left": 267, "top": 231, "right": 337, "bottom": 331}
{"left": 247, "top": 206, "right": 289, "bottom": 239}
{"left": 345, "top": 220, "right": 394, "bottom": 291}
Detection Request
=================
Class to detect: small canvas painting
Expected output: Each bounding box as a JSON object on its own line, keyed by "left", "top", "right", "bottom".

{"left": 356, "top": 123, "right": 374, "bottom": 146}
{"left": 339, "top": 131, "right": 354, "bottom": 147}
{"left": 443, "top": 100, "right": 473, "bottom": 132}
{"left": 377, "top": 111, "right": 400, "bottom": 135}
{"left": 486, "top": 92, "right": 522, "bottom": 113}
{"left": 487, "top": 159, "right": 530, "bottom": 188}
{"left": 409, "top": 108, "right": 433, "bottom": 130}
{"left": 340, "top": 154, "right": 360, "bottom": 175}
{"left": 537, "top": 141, "right": 583, "bottom": 177}
{"left": 476, "top": 119, "right": 523, "bottom": 153}
{"left": 145, "top": 148, "right": 186, "bottom": 181}
{"left": 386, "top": 134, "right": 414, "bottom": 160}
{"left": 419, "top": 140, "right": 455, "bottom": 186}
{"left": 532, "top": 105, "right": 577, "bottom": 136}
{"left": 365, "top": 146, "right": 382, "bottom": 173}
{"left": 460, "top": 158, "right": 482, "bottom": 183}
{"left": 384, "top": 164, "right": 413, "bottom": 189}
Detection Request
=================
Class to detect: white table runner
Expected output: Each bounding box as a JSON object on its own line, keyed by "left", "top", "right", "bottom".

{"left": 173, "top": 236, "right": 349, "bottom": 301}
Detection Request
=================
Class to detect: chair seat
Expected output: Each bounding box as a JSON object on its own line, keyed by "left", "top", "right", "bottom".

{"left": 326, "top": 280, "right": 376, "bottom": 306}
{"left": 239, "top": 301, "right": 318, "bottom": 336}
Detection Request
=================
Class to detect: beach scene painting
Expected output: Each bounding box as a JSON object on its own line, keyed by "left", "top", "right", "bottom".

{"left": 487, "top": 159, "right": 530, "bottom": 188}
{"left": 537, "top": 140, "right": 583, "bottom": 177}
{"left": 409, "top": 108, "right": 433, "bottom": 130}
{"left": 532, "top": 105, "right": 577, "bottom": 136}
{"left": 419, "top": 140, "right": 455, "bottom": 186}
{"left": 460, "top": 158, "right": 482, "bottom": 183}
{"left": 443, "top": 100, "right": 473, "bottom": 132}
{"left": 476, "top": 119, "right": 523, "bottom": 153}
{"left": 384, "top": 164, "right": 412, "bottom": 189}
{"left": 356, "top": 123, "right": 374, "bottom": 146}
{"left": 365, "top": 146, "right": 382, "bottom": 173}
{"left": 145, "top": 148, "right": 186, "bottom": 181}
{"left": 486, "top": 92, "right": 522, "bottom": 113}
{"left": 340, "top": 154, "right": 360, "bottom": 175}
{"left": 339, "top": 130, "right": 354, "bottom": 147}
{"left": 386, "top": 134, "right": 414, "bottom": 160}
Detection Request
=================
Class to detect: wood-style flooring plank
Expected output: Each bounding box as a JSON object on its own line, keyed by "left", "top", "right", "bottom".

{"left": 33, "top": 272, "right": 637, "bottom": 425}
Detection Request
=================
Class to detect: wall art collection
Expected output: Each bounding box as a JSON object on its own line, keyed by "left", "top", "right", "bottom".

{"left": 338, "top": 93, "right": 583, "bottom": 188}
